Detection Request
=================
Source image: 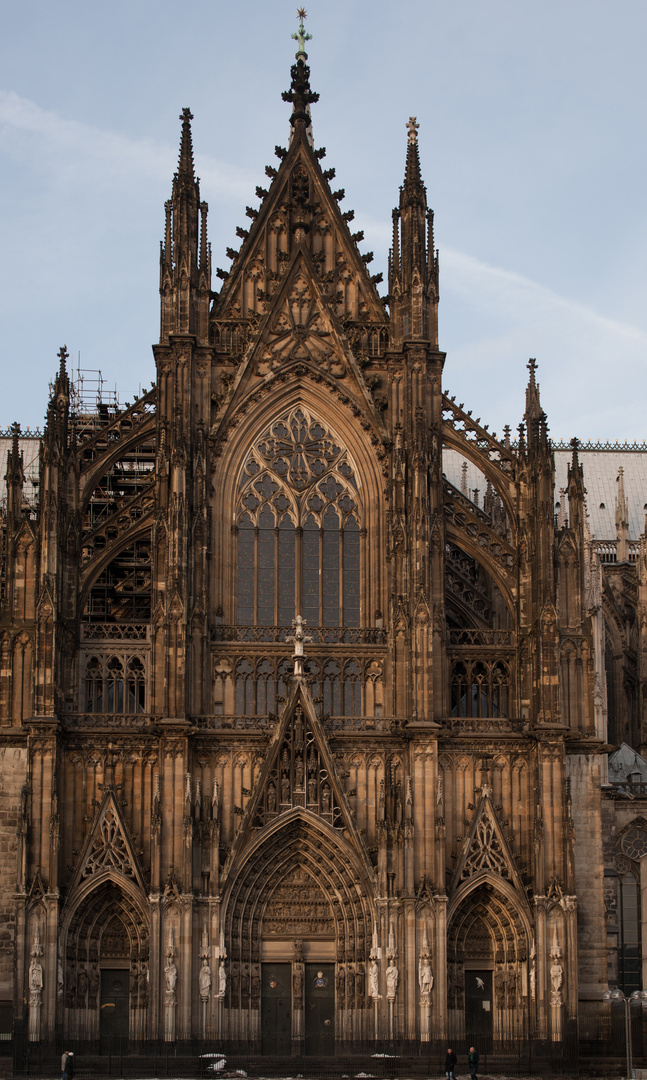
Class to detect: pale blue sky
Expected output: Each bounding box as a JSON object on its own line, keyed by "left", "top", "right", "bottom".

{"left": 1, "top": 0, "right": 646, "bottom": 440}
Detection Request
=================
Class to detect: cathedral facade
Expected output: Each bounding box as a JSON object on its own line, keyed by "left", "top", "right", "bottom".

{"left": 1, "top": 22, "right": 647, "bottom": 1056}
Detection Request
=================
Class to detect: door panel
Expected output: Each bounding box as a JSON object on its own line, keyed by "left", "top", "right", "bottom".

{"left": 464, "top": 969, "right": 493, "bottom": 1050}
{"left": 100, "top": 969, "right": 129, "bottom": 1051}
{"left": 261, "top": 963, "right": 291, "bottom": 1054}
{"left": 304, "top": 963, "right": 334, "bottom": 1056}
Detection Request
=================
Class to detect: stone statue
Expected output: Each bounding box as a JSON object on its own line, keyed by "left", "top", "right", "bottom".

{"left": 218, "top": 960, "right": 227, "bottom": 997}
{"left": 199, "top": 958, "right": 212, "bottom": 1000}
{"left": 369, "top": 959, "right": 379, "bottom": 998}
{"left": 550, "top": 958, "right": 563, "bottom": 1006}
{"left": 165, "top": 957, "right": 178, "bottom": 995}
{"left": 386, "top": 959, "right": 398, "bottom": 999}
{"left": 293, "top": 965, "right": 303, "bottom": 997}
{"left": 419, "top": 956, "right": 433, "bottom": 996}
{"left": 29, "top": 957, "right": 43, "bottom": 998}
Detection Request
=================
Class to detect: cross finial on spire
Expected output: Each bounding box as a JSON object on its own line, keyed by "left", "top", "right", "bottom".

{"left": 180, "top": 106, "right": 194, "bottom": 123}
{"left": 527, "top": 357, "right": 538, "bottom": 378}
{"left": 292, "top": 8, "right": 312, "bottom": 56}
{"left": 57, "top": 345, "right": 69, "bottom": 377}
{"left": 406, "top": 116, "right": 419, "bottom": 145}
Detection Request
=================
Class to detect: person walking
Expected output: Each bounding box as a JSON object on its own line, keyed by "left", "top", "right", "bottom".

{"left": 444, "top": 1047, "right": 457, "bottom": 1080}
{"left": 66, "top": 1052, "right": 74, "bottom": 1080}
{"left": 468, "top": 1046, "right": 479, "bottom": 1080}
{"left": 61, "top": 1050, "right": 69, "bottom": 1080}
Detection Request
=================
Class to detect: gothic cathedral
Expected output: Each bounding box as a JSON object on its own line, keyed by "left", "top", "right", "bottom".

{"left": 6, "top": 17, "right": 645, "bottom": 1057}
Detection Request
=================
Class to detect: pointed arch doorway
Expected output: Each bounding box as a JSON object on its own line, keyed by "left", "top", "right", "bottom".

{"left": 224, "top": 814, "right": 373, "bottom": 1053}
{"left": 448, "top": 883, "right": 530, "bottom": 1047}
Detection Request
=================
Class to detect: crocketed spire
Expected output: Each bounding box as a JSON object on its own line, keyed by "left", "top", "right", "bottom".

{"left": 282, "top": 9, "right": 319, "bottom": 141}
{"left": 177, "top": 107, "right": 196, "bottom": 185}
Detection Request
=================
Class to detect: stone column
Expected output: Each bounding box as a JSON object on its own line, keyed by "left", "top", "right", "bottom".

{"left": 292, "top": 947, "right": 304, "bottom": 1053}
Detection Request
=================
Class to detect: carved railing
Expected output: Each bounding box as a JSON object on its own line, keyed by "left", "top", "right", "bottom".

{"left": 212, "top": 625, "right": 387, "bottom": 645}
{"left": 439, "top": 716, "right": 525, "bottom": 734}
{"left": 81, "top": 623, "right": 150, "bottom": 641}
{"left": 194, "top": 715, "right": 276, "bottom": 731}
{"left": 64, "top": 713, "right": 158, "bottom": 731}
{"left": 448, "top": 628, "right": 514, "bottom": 648}
{"left": 323, "top": 715, "right": 399, "bottom": 734}
{"left": 593, "top": 540, "right": 640, "bottom": 565}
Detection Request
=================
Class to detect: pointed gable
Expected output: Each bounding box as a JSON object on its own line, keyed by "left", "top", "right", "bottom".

{"left": 225, "top": 677, "right": 373, "bottom": 883}
{"left": 213, "top": 129, "right": 385, "bottom": 332}
{"left": 69, "top": 789, "right": 146, "bottom": 897}
{"left": 451, "top": 785, "right": 525, "bottom": 895}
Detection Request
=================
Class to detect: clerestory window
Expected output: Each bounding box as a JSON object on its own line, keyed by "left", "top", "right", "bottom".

{"left": 236, "top": 407, "right": 361, "bottom": 627}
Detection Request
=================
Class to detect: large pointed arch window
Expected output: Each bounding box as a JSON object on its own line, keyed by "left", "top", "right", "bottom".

{"left": 236, "top": 407, "right": 361, "bottom": 627}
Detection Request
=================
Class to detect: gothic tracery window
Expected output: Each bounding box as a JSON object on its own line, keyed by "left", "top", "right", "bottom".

{"left": 236, "top": 407, "right": 361, "bottom": 628}
{"left": 84, "top": 654, "right": 147, "bottom": 714}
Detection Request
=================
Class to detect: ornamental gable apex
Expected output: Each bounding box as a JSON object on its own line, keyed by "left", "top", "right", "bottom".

{"left": 215, "top": 246, "right": 385, "bottom": 440}
{"left": 213, "top": 135, "right": 385, "bottom": 326}
{"left": 68, "top": 788, "right": 146, "bottom": 898}
{"left": 450, "top": 786, "right": 524, "bottom": 897}
{"left": 223, "top": 677, "right": 374, "bottom": 883}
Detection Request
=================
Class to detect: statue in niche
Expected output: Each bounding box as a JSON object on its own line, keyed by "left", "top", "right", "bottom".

{"left": 29, "top": 957, "right": 43, "bottom": 1004}
{"left": 346, "top": 966, "right": 355, "bottom": 999}
{"left": 218, "top": 961, "right": 227, "bottom": 997}
{"left": 295, "top": 754, "right": 304, "bottom": 787}
{"left": 386, "top": 959, "right": 399, "bottom": 999}
{"left": 336, "top": 968, "right": 345, "bottom": 1008}
{"left": 550, "top": 957, "right": 563, "bottom": 1006}
{"left": 355, "top": 963, "right": 364, "bottom": 997}
{"left": 368, "top": 960, "right": 380, "bottom": 998}
{"left": 281, "top": 776, "right": 290, "bottom": 803}
{"left": 322, "top": 784, "right": 331, "bottom": 812}
{"left": 165, "top": 956, "right": 178, "bottom": 996}
{"left": 293, "top": 965, "right": 303, "bottom": 998}
{"left": 199, "top": 957, "right": 212, "bottom": 1000}
{"left": 76, "top": 965, "right": 88, "bottom": 1008}
{"left": 308, "top": 777, "right": 316, "bottom": 802}
{"left": 138, "top": 963, "right": 148, "bottom": 1008}
{"left": 268, "top": 783, "right": 277, "bottom": 812}
{"left": 419, "top": 956, "right": 433, "bottom": 997}
{"left": 295, "top": 710, "right": 304, "bottom": 745}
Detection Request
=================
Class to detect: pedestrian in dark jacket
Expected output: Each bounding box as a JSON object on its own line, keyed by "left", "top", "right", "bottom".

{"left": 66, "top": 1052, "right": 74, "bottom": 1080}
{"left": 445, "top": 1048, "right": 457, "bottom": 1080}
{"left": 468, "top": 1046, "right": 479, "bottom": 1080}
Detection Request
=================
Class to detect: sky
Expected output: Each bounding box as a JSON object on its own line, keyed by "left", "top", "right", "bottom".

{"left": 1, "top": 0, "right": 646, "bottom": 441}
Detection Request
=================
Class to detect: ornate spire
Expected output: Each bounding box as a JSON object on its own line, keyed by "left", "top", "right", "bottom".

{"left": 389, "top": 117, "right": 438, "bottom": 344}
{"left": 403, "top": 116, "right": 424, "bottom": 201}
{"left": 177, "top": 107, "right": 195, "bottom": 185}
{"left": 158, "top": 109, "right": 210, "bottom": 343}
{"left": 524, "top": 358, "right": 541, "bottom": 421}
{"left": 616, "top": 465, "right": 630, "bottom": 562}
{"left": 282, "top": 9, "right": 319, "bottom": 142}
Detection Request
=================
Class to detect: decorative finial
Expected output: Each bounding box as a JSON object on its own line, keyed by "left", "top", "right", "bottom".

{"left": 180, "top": 107, "right": 194, "bottom": 124}
{"left": 293, "top": 8, "right": 312, "bottom": 56}
{"left": 406, "top": 117, "right": 420, "bottom": 145}
{"left": 527, "top": 357, "right": 538, "bottom": 378}
{"left": 286, "top": 614, "right": 312, "bottom": 677}
{"left": 57, "top": 345, "right": 69, "bottom": 377}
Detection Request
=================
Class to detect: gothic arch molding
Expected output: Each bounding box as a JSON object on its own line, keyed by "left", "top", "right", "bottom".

{"left": 448, "top": 871, "right": 533, "bottom": 942}
{"left": 79, "top": 520, "right": 153, "bottom": 613}
{"left": 222, "top": 809, "right": 375, "bottom": 966}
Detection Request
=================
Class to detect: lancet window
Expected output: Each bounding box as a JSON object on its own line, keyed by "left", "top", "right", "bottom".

{"left": 236, "top": 407, "right": 361, "bottom": 628}
{"left": 450, "top": 658, "right": 510, "bottom": 718}
{"left": 83, "top": 653, "right": 147, "bottom": 714}
{"left": 615, "top": 825, "right": 647, "bottom": 994}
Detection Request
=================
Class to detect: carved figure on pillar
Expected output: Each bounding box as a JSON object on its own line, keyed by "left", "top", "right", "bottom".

{"left": 218, "top": 960, "right": 227, "bottom": 997}
{"left": 386, "top": 959, "right": 399, "bottom": 999}
{"left": 369, "top": 959, "right": 380, "bottom": 998}
{"left": 199, "top": 957, "right": 212, "bottom": 1001}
